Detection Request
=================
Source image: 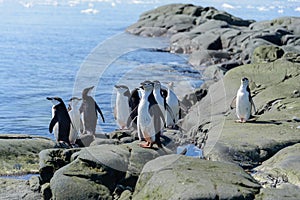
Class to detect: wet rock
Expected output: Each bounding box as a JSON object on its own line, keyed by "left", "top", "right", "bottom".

{"left": 132, "top": 154, "right": 260, "bottom": 200}
{"left": 0, "top": 177, "right": 43, "bottom": 200}
{"left": 0, "top": 134, "right": 54, "bottom": 175}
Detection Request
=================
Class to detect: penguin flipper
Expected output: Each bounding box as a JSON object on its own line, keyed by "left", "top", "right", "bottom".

{"left": 95, "top": 102, "right": 105, "bottom": 123}
{"left": 127, "top": 105, "right": 138, "bottom": 128}
{"left": 149, "top": 104, "right": 165, "bottom": 126}
{"left": 165, "top": 103, "right": 176, "bottom": 124}
{"left": 230, "top": 96, "right": 237, "bottom": 109}
{"left": 250, "top": 97, "right": 257, "bottom": 114}
{"left": 114, "top": 106, "right": 117, "bottom": 120}
{"left": 49, "top": 117, "right": 58, "bottom": 133}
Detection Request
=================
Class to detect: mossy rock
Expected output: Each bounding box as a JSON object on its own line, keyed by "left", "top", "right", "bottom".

{"left": 0, "top": 134, "right": 54, "bottom": 175}
{"left": 49, "top": 143, "right": 168, "bottom": 199}
{"left": 252, "top": 45, "right": 284, "bottom": 63}
{"left": 132, "top": 154, "right": 260, "bottom": 200}
{"left": 253, "top": 143, "right": 300, "bottom": 188}
{"left": 180, "top": 60, "right": 300, "bottom": 168}
{"left": 0, "top": 177, "right": 42, "bottom": 199}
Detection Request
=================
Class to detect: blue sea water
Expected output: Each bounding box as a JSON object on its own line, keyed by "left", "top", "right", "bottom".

{"left": 0, "top": 0, "right": 299, "bottom": 139}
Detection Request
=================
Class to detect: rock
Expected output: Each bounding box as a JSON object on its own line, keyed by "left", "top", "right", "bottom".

{"left": 0, "top": 177, "right": 42, "bottom": 200}
{"left": 0, "top": 134, "right": 54, "bottom": 175}
{"left": 253, "top": 143, "right": 300, "bottom": 188}
{"left": 49, "top": 143, "right": 168, "bottom": 200}
{"left": 188, "top": 50, "right": 231, "bottom": 67}
{"left": 241, "top": 38, "right": 274, "bottom": 64}
{"left": 250, "top": 17, "right": 300, "bottom": 35}
{"left": 190, "top": 31, "right": 222, "bottom": 50}
{"left": 190, "top": 19, "right": 229, "bottom": 33}
{"left": 252, "top": 45, "right": 285, "bottom": 63}
{"left": 90, "top": 138, "right": 119, "bottom": 146}
{"left": 76, "top": 134, "right": 95, "bottom": 147}
{"left": 255, "top": 184, "right": 300, "bottom": 200}
{"left": 132, "top": 154, "right": 260, "bottom": 199}
{"left": 180, "top": 60, "right": 300, "bottom": 168}
{"left": 29, "top": 175, "right": 40, "bottom": 192}
{"left": 39, "top": 148, "right": 81, "bottom": 183}
{"left": 41, "top": 183, "right": 52, "bottom": 200}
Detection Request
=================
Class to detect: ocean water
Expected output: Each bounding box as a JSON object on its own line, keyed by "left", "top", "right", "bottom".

{"left": 0, "top": 0, "right": 299, "bottom": 139}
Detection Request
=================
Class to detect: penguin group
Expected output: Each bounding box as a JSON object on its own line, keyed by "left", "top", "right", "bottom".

{"left": 47, "top": 86, "right": 105, "bottom": 148}
{"left": 114, "top": 80, "right": 181, "bottom": 149}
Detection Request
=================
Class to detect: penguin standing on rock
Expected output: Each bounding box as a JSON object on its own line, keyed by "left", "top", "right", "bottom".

{"left": 137, "top": 81, "right": 164, "bottom": 148}
{"left": 232, "top": 77, "right": 256, "bottom": 123}
{"left": 165, "top": 82, "right": 180, "bottom": 128}
{"left": 114, "top": 85, "right": 131, "bottom": 129}
{"left": 80, "top": 86, "right": 105, "bottom": 135}
{"left": 153, "top": 80, "right": 175, "bottom": 128}
{"left": 47, "top": 97, "right": 71, "bottom": 147}
{"left": 126, "top": 87, "right": 141, "bottom": 129}
{"left": 68, "top": 97, "right": 83, "bottom": 145}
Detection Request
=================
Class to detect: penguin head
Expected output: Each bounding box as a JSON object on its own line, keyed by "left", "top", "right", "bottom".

{"left": 69, "top": 97, "right": 82, "bottom": 106}
{"left": 140, "top": 81, "right": 154, "bottom": 92}
{"left": 114, "top": 85, "right": 129, "bottom": 94}
{"left": 153, "top": 80, "right": 161, "bottom": 89}
{"left": 241, "top": 77, "right": 249, "bottom": 87}
{"left": 47, "top": 97, "right": 63, "bottom": 106}
{"left": 82, "top": 86, "right": 94, "bottom": 97}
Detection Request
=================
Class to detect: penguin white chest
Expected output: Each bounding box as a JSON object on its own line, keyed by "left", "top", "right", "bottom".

{"left": 236, "top": 89, "right": 251, "bottom": 120}
{"left": 51, "top": 105, "right": 59, "bottom": 139}
{"left": 138, "top": 99, "right": 152, "bottom": 126}
{"left": 116, "top": 94, "right": 130, "bottom": 127}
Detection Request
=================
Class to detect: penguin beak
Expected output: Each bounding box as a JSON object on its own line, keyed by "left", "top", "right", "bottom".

{"left": 46, "top": 97, "right": 52, "bottom": 101}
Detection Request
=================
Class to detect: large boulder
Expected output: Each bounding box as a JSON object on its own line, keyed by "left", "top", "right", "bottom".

{"left": 49, "top": 143, "right": 168, "bottom": 199}
{"left": 253, "top": 143, "right": 300, "bottom": 188}
{"left": 180, "top": 60, "right": 300, "bottom": 168}
{"left": 0, "top": 134, "right": 54, "bottom": 175}
{"left": 132, "top": 154, "right": 260, "bottom": 199}
{"left": 39, "top": 148, "right": 81, "bottom": 183}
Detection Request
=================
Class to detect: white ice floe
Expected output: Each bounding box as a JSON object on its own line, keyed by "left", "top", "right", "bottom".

{"left": 222, "top": 3, "right": 235, "bottom": 9}
{"left": 81, "top": 8, "right": 99, "bottom": 14}
{"left": 295, "top": 7, "right": 300, "bottom": 11}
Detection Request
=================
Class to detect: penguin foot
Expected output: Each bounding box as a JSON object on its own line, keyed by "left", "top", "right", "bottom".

{"left": 139, "top": 142, "right": 153, "bottom": 148}
{"left": 54, "top": 141, "right": 71, "bottom": 149}
{"left": 235, "top": 119, "right": 247, "bottom": 123}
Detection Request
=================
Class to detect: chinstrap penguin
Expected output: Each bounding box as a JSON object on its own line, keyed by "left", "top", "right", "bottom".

{"left": 233, "top": 77, "right": 256, "bottom": 123}
{"left": 47, "top": 97, "right": 71, "bottom": 146}
{"left": 68, "top": 97, "right": 83, "bottom": 145}
{"left": 165, "top": 82, "right": 180, "bottom": 128}
{"left": 114, "top": 85, "right": 131, "bottom": 130}
{"left": 137, "top": 81, "right": 164, "bottom": 148}
{"left": 79, "top": 86, "right": 105, "bottom": 135}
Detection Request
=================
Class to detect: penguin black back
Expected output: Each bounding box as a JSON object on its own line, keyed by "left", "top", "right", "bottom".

{"left": 80, "top": 86, "right": 105, "bottom": 135}
{"left": 47, "top": 97, "right": 71, "bottom": 144}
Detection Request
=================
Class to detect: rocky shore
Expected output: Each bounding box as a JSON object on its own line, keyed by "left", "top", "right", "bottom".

{"left": 1, "top": 4, "right": 300, "bottom": 200}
